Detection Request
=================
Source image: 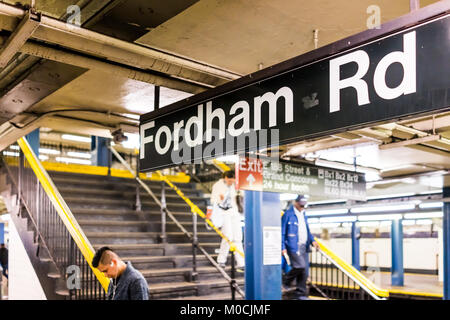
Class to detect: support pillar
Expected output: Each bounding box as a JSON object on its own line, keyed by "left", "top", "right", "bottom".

{"left": 25, "top": 128, "right": 39, "bottom": 156}
{"left": 443, "top": 179, "right": 450, "bottom": 299}
{"left": 351, "top": 222, "right": 360, "bottom": 271}
{"left": 391, "top": 219, "right": 404, "bottom": 286}
{"left": 0, "top": 223, "right": 4, "bottom": 244}
{"left": 91, "top": 136, "right": 110, "bottom": 167}
{"left": 244, "top": 190, "right": 281, "bottom": 300}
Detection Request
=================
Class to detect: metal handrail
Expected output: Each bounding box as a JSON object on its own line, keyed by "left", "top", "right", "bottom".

{"left": 16, "top": 138, "right": 110, "bottom": 292}
{"left": 314, "top": 238, "right": 389, "bottom": 299}
{"left": 109, "top": 146, "right": 245, "bottom": 298}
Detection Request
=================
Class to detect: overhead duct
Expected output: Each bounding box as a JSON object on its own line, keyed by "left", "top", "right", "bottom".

{"left": 18, "top": 41, "right": 206, "bottom": 94}
{"left": 379, "top": 135, "right": 441, "bottom": 150}
{"left": 0, "top": 2, "right": 241, "bottom": 88}
{"left": 0, "top": 10, "right": 40, "bottom": 68}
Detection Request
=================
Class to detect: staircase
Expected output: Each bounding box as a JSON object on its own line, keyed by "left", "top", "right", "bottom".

{"left": 49, "top": 170, "right": 244, "bottom": 300}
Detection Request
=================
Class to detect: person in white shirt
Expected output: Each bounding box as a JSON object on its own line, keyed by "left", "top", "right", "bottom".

{"left": 210, "top": 170, "right": 245, "bottom": 271}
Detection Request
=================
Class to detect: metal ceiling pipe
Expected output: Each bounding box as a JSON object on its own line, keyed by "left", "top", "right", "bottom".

{"left": 20, "top": 41, "right": 206, "bottom": 94}
{"left": 0, "top": 2, "right": 241, "bottom": 86}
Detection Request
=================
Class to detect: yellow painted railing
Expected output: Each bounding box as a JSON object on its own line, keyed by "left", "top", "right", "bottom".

{"left": 315, "top": 238, "right": 390, "bottom": 298}
{"left": 17, "top": 138, "right": 110, "bottom": 292}
{"left": 154, "top": 170, "right": 245, "bottom": 258}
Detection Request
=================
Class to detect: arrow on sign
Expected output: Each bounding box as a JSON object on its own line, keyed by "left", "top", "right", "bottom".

{"left": 246, "top": 174, "right": 256, "bottom": 186}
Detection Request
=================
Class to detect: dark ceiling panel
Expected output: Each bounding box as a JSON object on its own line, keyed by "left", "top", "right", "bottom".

{"left": 85, "top": 0, "right": 199, "bottom": 42}
{"left": 0, "top": 60, "right": 87, "bottom": 126}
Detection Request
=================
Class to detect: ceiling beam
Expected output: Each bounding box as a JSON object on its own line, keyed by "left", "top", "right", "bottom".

{"left": 0, "top": 10, "right": 40, "bottom": 68}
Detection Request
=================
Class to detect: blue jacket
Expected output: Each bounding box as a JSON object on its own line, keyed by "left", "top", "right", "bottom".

{"left": 282, "top": 206, "right": 315, "bottom": 253}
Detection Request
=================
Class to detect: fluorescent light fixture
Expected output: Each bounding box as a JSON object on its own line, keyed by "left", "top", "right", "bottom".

{"left": 365, "top": 172, "right": 381, "bottom": 182}
{"left": 419, "top": 202, "right": 443, "bottom": 209}
{"left": 358, "top": 214, "right": 402, "bottom": 221}
{"left": 4, "top": 151, "right": 19, "bottom": 157}
{"left": 418, "top": 190, "right": 442, "bottom": 195}
{"left": 319, "top": 223, "right": 341, "bottom": 229}
{"left": 9, "top": 145, "right": 19, "bottom": 150}
{"left": 320, "top": 216, "right": 357, "bottom": 223}
{"left": 215, "top": 154, "right": 239, "bottom": 164}
{"left": 39, "top": 148, "right": 61, "bottom": 155}
{"left": 61, "top": 134, "right": 91, "bottom": 143}
{"left": 56, "top": 157, "right": 91, "bottom": 165}
{"left": 365, "top": 193, "right": 415, "bottom": 200}
{"left": 402, "top": 220, "right": 416, "bottom": 226}
{"left": 357, "top": 221, "right": 380, "bottom": 227}
{"left": 416, "top": 219, "right": 433, "bottom": 225}
{"left": 350, "top": 203, "right": 415, "bottom": 213}
{"left": 280, "top": 193, "right": 298, "bottom": 201}
{"left": 341, "top": 222, "right": 353, "bottom": 228}
{"left": 38, "top": 155, "right": 49, "bottom": 161}
{"left": 67, "top": 151, "right": 91, "bottom": 159}
{"left": 308, "top": 199, "right": 346, "bottom": 205}
{"left": 122, "top": 133, "right": 140, "bottom": 149}
{"left": 306, "top": 218, "right": 320, "bottom": 223}
{"left": 306, "top": 208, "right": 349, "bottom": 216}
{"left": 403, "top": 211, "right": 443, "bottom": 219}
{"left": 379, "top": 221, "right": 392, "bottom": 226}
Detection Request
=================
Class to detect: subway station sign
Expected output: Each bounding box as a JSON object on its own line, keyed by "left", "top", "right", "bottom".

{"left": 236, "top": 157, "right": 366, "bottom": 201}
{"left": 140, "top": 14, "right": 450, "bottom": 172}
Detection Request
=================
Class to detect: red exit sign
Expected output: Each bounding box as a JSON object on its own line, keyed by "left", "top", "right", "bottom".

{"left": 235, "top": 156, "right": 263, "bottom": 191}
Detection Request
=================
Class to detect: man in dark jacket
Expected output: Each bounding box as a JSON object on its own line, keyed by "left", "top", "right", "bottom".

{"left": 282, "top": 195, "right": 319, "bottom": 299}
{"left": 0, "top": 243, "right": 8, "bottom": 279}
{"left": 92, "top": 247, "right": 149, "bottom": 300}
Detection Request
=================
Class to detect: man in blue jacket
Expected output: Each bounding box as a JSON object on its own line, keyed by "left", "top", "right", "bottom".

{"left": 282, "top": 195, "right": 319, "bottom": 299}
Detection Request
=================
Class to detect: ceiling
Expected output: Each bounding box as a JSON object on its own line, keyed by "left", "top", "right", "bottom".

{"left": 0, "top": 0, "right": 449, "bottom": 197}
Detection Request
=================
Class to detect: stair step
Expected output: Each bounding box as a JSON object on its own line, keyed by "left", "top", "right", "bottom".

{"left": 149, "top": 278, "right": 245, "bottom": 299}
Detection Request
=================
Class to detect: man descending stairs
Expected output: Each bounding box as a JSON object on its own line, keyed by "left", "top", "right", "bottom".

{"left": 49, "top": 170, "right": 244, "bottom": 300}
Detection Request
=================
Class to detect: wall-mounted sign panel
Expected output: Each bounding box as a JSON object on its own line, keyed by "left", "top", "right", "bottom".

{"left": 140, "top": 14, "right": 450, "bottom": 172}
{"left": 236, "top": 157, "right": 366, "bottom": 201}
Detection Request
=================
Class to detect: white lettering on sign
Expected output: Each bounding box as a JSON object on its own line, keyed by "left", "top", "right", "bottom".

{"left": 329, "top": 31, "right": 416, "bottom": 113}
{"left": 140, "top": 86, "right": 294, "bottom": 159}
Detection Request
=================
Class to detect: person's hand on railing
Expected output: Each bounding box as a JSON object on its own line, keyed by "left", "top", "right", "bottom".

{"left": 312, "top": 241, "right": 320, "bottom": 250}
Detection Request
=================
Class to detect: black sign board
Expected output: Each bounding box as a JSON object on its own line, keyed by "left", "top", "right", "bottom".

{"left": 236, "top": 156, "right": 366, "bottom": 201}
{"left": 140, "top": 12, "right": 450, "bottom": 172}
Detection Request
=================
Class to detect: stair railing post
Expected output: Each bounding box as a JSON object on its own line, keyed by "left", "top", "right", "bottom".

{"left": 135, "top": 155, "right": 141, "bottom": 212}
{"left": 191, "top": 209, "right": 198, "bottom": 282}
{"left": 160, "top": 181, "right": 166, "bottom": 243}
{"left": 18, "top": 149, "right": 24, "bottom": 207}
{"left": 230, "top": 250, "right": 236, "bottom": 300}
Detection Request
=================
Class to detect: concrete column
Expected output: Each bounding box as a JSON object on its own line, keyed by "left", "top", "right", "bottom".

{"left": 351, "top": 222, "right": 360, "bottom": 271}
{"left": 443, "top": 181, "right": 450, "bottom": 299}
{"left": 391, "top": 219, "right": 404, "bottom": 286}
{"left": 25, "top": 128, "right": 39, "bottom": 157}
{"left": 244, "top": 190, "right": 281, "bottom": 300}
{"left": 90, "top": 136, "right": 110, "bottom": 167}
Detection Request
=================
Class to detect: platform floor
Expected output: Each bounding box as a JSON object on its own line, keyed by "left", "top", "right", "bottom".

{"left": 362, "top": 271, "right": 443, "bottom": 297}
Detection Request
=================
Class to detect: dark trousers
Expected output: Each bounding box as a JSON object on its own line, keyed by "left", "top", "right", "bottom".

{"left": 1, "top": 263, "right": 7, "bottom": 279}
{"left": 283, "top": 245, "right": 309, "bottom": 297}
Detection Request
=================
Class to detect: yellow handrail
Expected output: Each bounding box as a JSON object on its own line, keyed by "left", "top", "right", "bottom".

{"left": 17, "top": 138, "right": 110, "bottom": 292}
{"left": 155, "top": 170, "right": 245, "bottom": 258}
{"left": 211, "top": 159, "right": 231, "bottom": 172}
{"left": 314, "top": 238, "right": 390, "bottom": 298}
